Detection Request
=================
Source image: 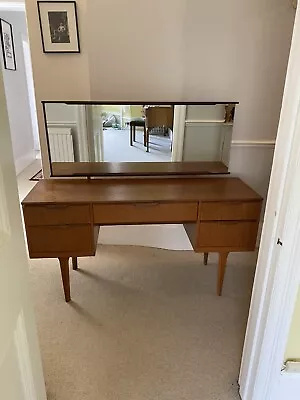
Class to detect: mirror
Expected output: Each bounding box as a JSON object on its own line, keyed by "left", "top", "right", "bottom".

{"left": 43, "top": 102, "right": 237, "bottom": 177}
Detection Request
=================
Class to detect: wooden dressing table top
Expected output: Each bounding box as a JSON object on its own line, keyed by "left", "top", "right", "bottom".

{"left": 50, "top": 161, "right": 229, "bottom": 177}
{"left": 22, "top": 177, "right": 262, "bottom": 205}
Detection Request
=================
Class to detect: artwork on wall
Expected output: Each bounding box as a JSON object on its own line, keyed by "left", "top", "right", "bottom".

{"left": 37, "top": 1, "right": 80, "bottom": 53}
{"left": 0, "top": 19, "right": 16, "bottom": 71}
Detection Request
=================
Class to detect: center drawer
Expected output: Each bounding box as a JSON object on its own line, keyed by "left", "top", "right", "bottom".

{"left": 93, "top": 202, "right": 198, "bottom": 224}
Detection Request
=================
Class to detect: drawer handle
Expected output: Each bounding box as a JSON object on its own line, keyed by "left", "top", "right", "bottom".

{"left": 220, "top": 221, "right": 242, "bottom": 225}
{"left": 45, "top": 205, "right": 69, "bottom": 210}
{"left": 133, "top": 202, "right": 160, "bottom": 207}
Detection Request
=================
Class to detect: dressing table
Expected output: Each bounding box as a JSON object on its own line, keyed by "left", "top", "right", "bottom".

{"left": 22, "top": 174, "right": 262, "bottom": 302}
{"left": 23, "top": 101, "right": 262, "bottom": 302}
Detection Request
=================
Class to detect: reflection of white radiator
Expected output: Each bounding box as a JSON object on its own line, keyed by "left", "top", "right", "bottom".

{"left": 48, "top": 128, "right": 75, "bottom": 162}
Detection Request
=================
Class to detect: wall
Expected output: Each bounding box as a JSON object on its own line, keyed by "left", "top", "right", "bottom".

{"left": 25, "top": 0, "right": 295, "bottom": 192}
{"left": 0, "top": 10, "right": 35, "bottom": 174}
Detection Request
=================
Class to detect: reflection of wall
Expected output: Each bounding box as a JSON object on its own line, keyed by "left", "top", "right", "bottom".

{"left": 0, "top": 11, "right": 35, "bottom": 174}
{"left": 183, "top": 124, "right": 224, "bottom": 162}
{"left": 182, "top": 105, "right": 233, "bottom": 164}
{"left": 285, "top": 287, "right": 300, "bottom": 361}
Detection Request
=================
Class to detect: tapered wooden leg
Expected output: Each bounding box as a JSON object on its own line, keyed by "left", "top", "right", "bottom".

{"left": 72, "top": 257, "right": 78, "bottom": 270}
{"left": 217, "top": 252, "right": 229, "bottom": 296}
{"left": 58, "top": 257, "right": 71, "bottom": 302}
{"left": 204, "top": 252, "right": 208, "bottom": 265}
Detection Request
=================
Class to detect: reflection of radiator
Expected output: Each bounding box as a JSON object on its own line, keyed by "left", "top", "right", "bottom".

{"left": 48, "top": 128, "right": 75, "bottom": 162}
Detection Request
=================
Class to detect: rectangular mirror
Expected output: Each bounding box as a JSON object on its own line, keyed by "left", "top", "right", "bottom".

{"left": 43, "top": 102, "right": 237, "bottom": 177}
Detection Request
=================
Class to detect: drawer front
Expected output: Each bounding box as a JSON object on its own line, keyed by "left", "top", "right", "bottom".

{"left": 198, "top": 221, "right": 259, "bottom": 249}
{"left": 26, "top": 225, "right": 93, "bottom": 255}
{"left": 199, "top": 201, "right": 261, "bottom": 221}
{"left": 23, "top": 204, "right": 91, "bottom": 226}
{"left": 93, "top": 202, "right": 198, "bottom": 224}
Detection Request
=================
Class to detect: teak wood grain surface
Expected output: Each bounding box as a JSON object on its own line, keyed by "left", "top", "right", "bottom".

{"left": 22, "top": 177, "right": 261, "bottom": 205}
{"left": 22, "top": 176, "right": 262, "bottom": 302}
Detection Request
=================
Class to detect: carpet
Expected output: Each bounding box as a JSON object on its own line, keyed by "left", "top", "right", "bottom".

{"left": 30, "top": 169, "right": 43, "bottom": 181}
{"left": 29, "top": 245, "right": 257, "bottom": 400}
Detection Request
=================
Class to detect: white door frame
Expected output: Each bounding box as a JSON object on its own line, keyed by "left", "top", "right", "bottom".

{"left": 172, "top": 105, "right": 186, "bottom": 161}
{"left": 239, "top": 5, "right": 300, "bottom": 400}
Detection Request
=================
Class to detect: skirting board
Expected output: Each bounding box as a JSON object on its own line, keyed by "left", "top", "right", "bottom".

{"left": 15, "top": 150, "right": 36, "bottom": 176}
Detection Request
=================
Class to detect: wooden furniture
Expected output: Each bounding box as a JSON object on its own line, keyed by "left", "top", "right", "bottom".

{"left": 50, "top": 161, "right": 229, "bottom": 177}
{"left": 129, "top": 119, "right": 146, "bottom": 146}
{"left": 22, "top": 176, "right": 262, "bottom": 302}
{"left": 145, "top": 106, "right": 174, "bottom": 152}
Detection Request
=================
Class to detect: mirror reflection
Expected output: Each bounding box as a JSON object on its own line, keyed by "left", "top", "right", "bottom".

{"left": 44, "top": 102, "right": 236, "bottom": 176}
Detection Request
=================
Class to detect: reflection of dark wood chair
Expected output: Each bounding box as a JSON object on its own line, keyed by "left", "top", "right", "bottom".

{"left": 145, "top": 107, "right": 174, "bottom": 152}
{"left": 129, "top": 119, "right": 146, "bottom": 146}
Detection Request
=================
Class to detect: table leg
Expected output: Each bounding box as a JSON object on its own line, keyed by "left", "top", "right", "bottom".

{"left": 58, "top": 257, "right": 71, "bottom": 302}
{"left": 133, "top": 126, "right": 136, "bottom": 142}
{"left": 130, "top": 125, "right": 133, "bottom": 146}
{"left": 146, "top": 129, "right": 150, "bottom": 152}
{"left": 72, "top": 257, "right": 78, "bottom": 270}
{"left": 204, "top": 252, "right": 208, "bottom": 265}
{"left": 217, "top": 252, "right": 229, "bottom": 296}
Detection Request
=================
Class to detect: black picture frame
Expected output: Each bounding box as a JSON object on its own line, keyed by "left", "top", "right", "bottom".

{"left": 37, "top": 1, "right": 80, "bottom": 54}
{"left": 0, "top": 19, "right": 16, "bottom": 71}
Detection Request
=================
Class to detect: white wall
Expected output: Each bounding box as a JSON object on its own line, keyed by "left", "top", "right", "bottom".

{"left": 0, "top": 10, "right": 35, "bottom": 174}
{"left": 25, "top": 0, "right": 295, "bottom": 192}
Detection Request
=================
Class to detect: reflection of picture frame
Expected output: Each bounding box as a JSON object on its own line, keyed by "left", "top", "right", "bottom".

{"left": 37, "top": 1, "right": 80, "bottom": 53}
{"left": 0, "top": 19, "right": 16, "bottom": 70}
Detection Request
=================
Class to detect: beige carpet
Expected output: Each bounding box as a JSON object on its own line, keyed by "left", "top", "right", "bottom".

{"left": 29, "top": 245, "right": 257, "bottom": 400}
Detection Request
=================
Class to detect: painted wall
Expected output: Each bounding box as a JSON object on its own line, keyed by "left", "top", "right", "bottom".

{"left": 25, "top": 0, "right": 295, "bottom": 191}
{"left": 285, "top": 287, "right": 300, "bottom": 361}
{"left": 0, "top": 10, "right": 35, "bottom": 174}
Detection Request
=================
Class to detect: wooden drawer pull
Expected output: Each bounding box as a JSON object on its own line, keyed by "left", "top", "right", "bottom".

{"left": 45, "top": 205, "right": 69, "bottom": 209}
{"left": 220, "top": 221, "right": 242, "bottom": 225}
{"left": 133, "top": 202, "right": 160, "bottom": 207}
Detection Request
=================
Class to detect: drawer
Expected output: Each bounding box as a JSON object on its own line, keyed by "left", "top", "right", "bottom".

{"left": 199, "top": 201, "right": 261, "bottom": 221}
{"left": 197, "top": 221, "right": 259, "bottom": 250}
{"left": 23, "top": 204, "right": 91, "bottom": 226}
{"left": 26, "top": 225, "right": 93, "bottom": 256}
{"left": 93, "top": 202, "right": 198, "bottom": 224}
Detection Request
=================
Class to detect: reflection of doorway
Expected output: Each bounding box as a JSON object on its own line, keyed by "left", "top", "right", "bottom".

{"left": 22, "top": 38, "right": 40, "bottom": 153}
{"left": 0, "top": 7, "right": 40, "bottom": 175}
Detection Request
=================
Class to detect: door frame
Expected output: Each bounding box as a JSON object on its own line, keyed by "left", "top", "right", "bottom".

{"left": 239, "top": 5, "right": 300, "bottom": 399}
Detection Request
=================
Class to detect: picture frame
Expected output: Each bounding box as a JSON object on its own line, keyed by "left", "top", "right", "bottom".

{"left": 37, "top": 1, "right": 80, "bottom": 53}
{"left": 0, "top": 19, "right": 16, "bottom": 71}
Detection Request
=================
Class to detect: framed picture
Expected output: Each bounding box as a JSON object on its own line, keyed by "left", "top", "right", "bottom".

{"left": 37, "top": 1, "right": 80, "bottom": 53}
{"left": 0, "top": 19, "right": 16, "bottom": 70}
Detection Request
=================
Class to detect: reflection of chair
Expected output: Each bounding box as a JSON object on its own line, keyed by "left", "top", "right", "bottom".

{"left": 145, "top": 107, "right": 174, "bottom": 152}
{"left": 129, "top": 118, "right": 146, "bottom": 146}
